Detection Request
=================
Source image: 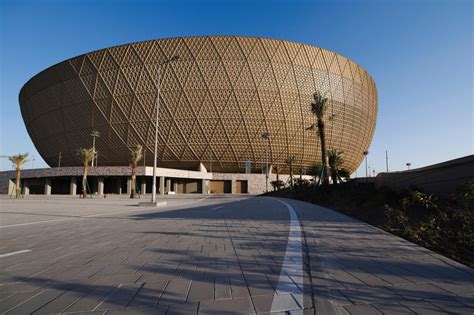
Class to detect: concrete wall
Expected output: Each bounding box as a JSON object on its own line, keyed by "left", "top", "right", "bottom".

{"left": 375, "top": 155, "right": 474, "bottom": 195}
{"left": 0, "top": 165, "right": 311, "bottom": 195}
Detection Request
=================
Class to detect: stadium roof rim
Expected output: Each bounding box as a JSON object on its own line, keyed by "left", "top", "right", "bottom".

{"left": 20, "top": 35, "right": 374, "bottom": 96}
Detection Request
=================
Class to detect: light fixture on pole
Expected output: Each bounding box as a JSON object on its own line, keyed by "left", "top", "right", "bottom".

{"left": 151, "top": 55, "right": 180, "bottom": 204}
{"left": 406, "top": 162, "right": 411, "bottom": 170}
{"left": 363, "top": 150, "right": 369, "bottom": 181}
{"left": 262, "top": 132, "right": 270, "bottom": 193}
{"left": 90, "top": 130, "right": 100, "bottom": 167}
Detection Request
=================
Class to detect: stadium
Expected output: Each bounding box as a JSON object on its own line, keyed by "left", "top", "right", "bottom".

{"left": 4, "top": 36, "right": 377, "bottom": 195}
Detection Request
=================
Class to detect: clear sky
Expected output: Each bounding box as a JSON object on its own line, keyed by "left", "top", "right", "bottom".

{"left": 1, "top": 0, "right": 472, "bottom": 175}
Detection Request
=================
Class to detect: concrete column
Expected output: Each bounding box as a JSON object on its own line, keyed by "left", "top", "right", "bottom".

{"left": 160, "top": 176, "right": 165, "bottom": 195}
{"left": 173, "top": 181, "right": 178, "bottom": 193}
{"left": 126, "top": 178, "right": 132, "bottom": 196}
{"left": 202, "top": 179, "right": 208, "bottom": 194}
{"left": 70, "top": 177, "right": 77, "bottom": 196}
{"left": 231, "top": 179, "right": 236, "bottom": 194}
{"left": 44, "top": 178, "right": 52, "bottom": 195}
{"left": 23, "top": 179, "right": 30, "bottom": 196}
{"left": 8, "top": 179, "right": 15, "bottom": 196}
{"left": 198, "top": 162, "right": 207, "bottom": 172}
{"left": 140, "top": 179, "right": 146, "bottom": 195}
{"left": 165, "top": 178, "right": 171, "bottom": 193}
{"left": 98, "top": 177, "right": 104, "bottom": 196}
{"left": 117, "top": 178, "right": 122, "bottom": 194}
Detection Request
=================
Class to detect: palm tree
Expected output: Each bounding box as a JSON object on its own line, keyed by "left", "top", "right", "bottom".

{"left": 274, "top": 165, "right": 281, "bottom": 182}
{"left": 308, "top": 163, "right": 323, "bottom": 184}
{"left": 307, "top": 91, "right": 330, "bottom": 186}
{"left": 338, "top": 168, "right": 351, "bottom": 182}
{"left": 130, "top": 145, "right": 143, "bottom": 199}
{"left": 8, "top": 153, "right": 29, "bottom": 199}
{"left": 76, "top": 147, "right": 95, "bottom": 198}
{"left": 285, "top": 156, "right": 295, "bottom": 188}
{"left": 298, "top": 166, "right": 305, "bottom": 182}
{"left": 328, "top": 148, "right": 344, "bottom": 184}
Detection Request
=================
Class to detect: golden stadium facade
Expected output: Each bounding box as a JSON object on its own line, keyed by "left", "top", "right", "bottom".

{"left": 19, "top": 36, "right": 377, "bottom": 174}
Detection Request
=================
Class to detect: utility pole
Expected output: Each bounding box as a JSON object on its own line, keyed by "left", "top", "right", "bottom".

{"left": 363, "top": 151, "right": 369, "bottom": 182}
{"left": 151, "top": 55, "right": 180, "bottom": 204}
{"left": 262, "top": 132, "right": 270, "bottom": 193}
{"left": 385, "top": 150, "right": 389, "bottom": 172}
{"left": 90, "top": 130, "right": 100, "bottom": 167}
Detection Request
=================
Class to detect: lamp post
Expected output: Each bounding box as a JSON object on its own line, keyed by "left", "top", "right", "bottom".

{"left": 58, "top": 152, "right": 62, "bottom": 168}
{"left": 151, "top": 55, "right": 180, "bottom": 204}
{"left": 363, "top": 150, "right": 369, "bottom": 181}
{"left": 406, "top": 162, "right": 411, "bottom": 170}
{"left": 262, "top": 132, "right": 270, "bottom": 193}
{"left": 90, "top": 130, "right": 100, "bottom": 167}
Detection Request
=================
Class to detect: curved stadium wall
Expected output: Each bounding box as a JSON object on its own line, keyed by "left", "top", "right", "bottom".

{"left": 19, "top": 36, "right": 377, "bottom": 174}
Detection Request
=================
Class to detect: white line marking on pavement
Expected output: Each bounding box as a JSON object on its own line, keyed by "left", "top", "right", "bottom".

{"left": 0, "top": 196, "right": 213, "bottom": 229}
{"left": 271, "top": 198, "right": 304, "bottom": 311}
{"left": 210, "top": 206, "right": 224, "bottom": 210}
{"left": 0, "top": 218, "right": 77, "bottom": 228}
{"left": 0, "top": 249, "right": 31, "bottom": 258}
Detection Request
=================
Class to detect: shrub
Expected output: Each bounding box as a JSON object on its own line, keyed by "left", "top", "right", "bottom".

{"left": 270, "top": 180, "right": 285, "bottom": 191}
{"left": 456, "top": 180, "right": 474, "bottom": 209}
{"left": 401, "top": 190, "right": 438, "bottom": 211}
{"left": 384, "top": 204, "right": 408, "bottom": 229}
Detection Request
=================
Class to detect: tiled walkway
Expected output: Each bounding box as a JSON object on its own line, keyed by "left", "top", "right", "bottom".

{"left": 0, "top": 196, "right": 472, "bottom": 314}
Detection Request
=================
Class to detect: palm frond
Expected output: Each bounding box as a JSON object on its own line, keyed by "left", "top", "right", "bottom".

{"left": 130, "top": 145, "right": 143, "bottom": 165}
{"left": 76, "top": 147, "right": 95, "bottom": 163}
{"left": 8, "top": 153, "right": 29, "bottom": 168}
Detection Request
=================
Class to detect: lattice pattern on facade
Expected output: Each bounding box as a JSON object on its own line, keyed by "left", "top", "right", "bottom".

{"left": 19, "top": 36, "right": 377, "bottom": 173}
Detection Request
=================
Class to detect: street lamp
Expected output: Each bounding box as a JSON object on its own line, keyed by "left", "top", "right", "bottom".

{"left": 363, "top": 150, "right": 369, "bottom": 180}
{"left": 262, "top": 132, "right": 270, "bottom": 193}
{"left": 151, "top": 55, "right": 180, "bottom": 204}
{"left": 90, "top": 130, "right": 100, "bottom": 167}
{"left": 406, "top": 162, "right": 411, "bottom": 170}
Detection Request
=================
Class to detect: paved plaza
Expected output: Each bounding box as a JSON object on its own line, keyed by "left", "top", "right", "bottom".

{"left": 0, "top": 195, "right": 473, "bottom": 314}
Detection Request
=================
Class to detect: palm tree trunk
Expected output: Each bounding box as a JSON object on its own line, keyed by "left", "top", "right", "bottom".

{"left": 318, "top": 119, "right": 329, "bottom": 185}
{"left": 289, "top": 162, "right": 293, "bottom": 188}
{"left": 15, "top": 168, "right": 21, "bottom": 199}
{"left": 82, "top": 163, "right": 88, "bottom": 198}
{"left": 130, "top": 163, "right": 136, "bottom": 199}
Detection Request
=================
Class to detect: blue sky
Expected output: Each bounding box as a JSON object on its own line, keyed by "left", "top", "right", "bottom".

{"left": 1, "top": 0, "right": 472, "bottom": 175}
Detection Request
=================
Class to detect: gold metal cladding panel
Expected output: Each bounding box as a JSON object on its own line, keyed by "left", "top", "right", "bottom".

{"left": 19, "top": 36, "right": 377, "bottom": 174}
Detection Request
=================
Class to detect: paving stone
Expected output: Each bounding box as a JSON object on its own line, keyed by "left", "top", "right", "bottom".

{"left": 167, "top": 302, "right": 198, "bottom": 314}
{"left": 252, "top": 294, "right": 300, "bottom": 312}
{"left": 0, "top": 292, "right": 42, "bottom": 313}
{"left": 186, "top": 279, "right": 214, "bottom": 302}
{"left": 343, "top": 304, "right": 383, "bottom": 315}
{"left": 62, "top": 285, "right": 117, "bottom": 313}
{"left": 33, "top": 290, "right": 92, "bottom": 314}
{"left": 199, "top": 296, "right": 254, "bottom": 314}
{"left": 106, "top": 304, "right": 168, "bottom": 314}
{"left": 5, "top": 289, "right": 64, "bottom": 315}
{"left": 214, "top": 276, "right": 231, "bottom": 300}
{"left": 96, "top": 283, "right": 143, "bottom": 310}
{"left": 229, "top": 276, "right": 250, "bottom": 299}
{"left": 398, "top": 300, "right": 446, "bottom": 314}
{"left": 372, "top": 301, "right": 415, "bottom": 314}
{"left": 158, "top": 279, "right": 191, "bottom": 305}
